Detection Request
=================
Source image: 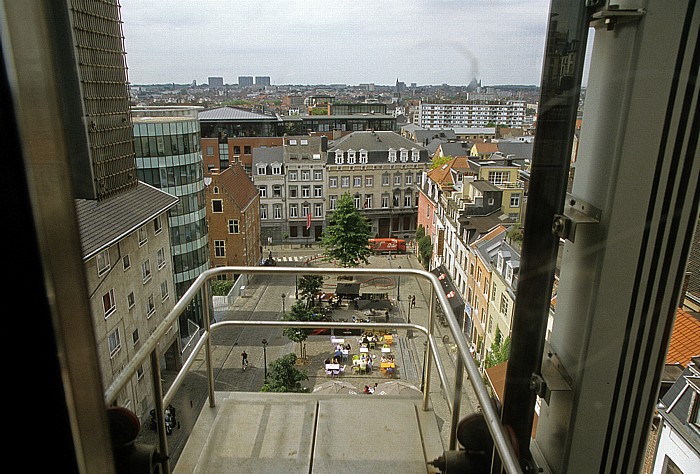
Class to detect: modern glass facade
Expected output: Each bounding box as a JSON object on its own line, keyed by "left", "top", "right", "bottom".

{"left": 132, "top": 106, "right": 210, "bottom": 333}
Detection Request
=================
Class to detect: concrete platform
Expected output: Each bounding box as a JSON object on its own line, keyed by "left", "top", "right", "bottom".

{"left": 174, "top": 391, "right": 444, "bottom": 473}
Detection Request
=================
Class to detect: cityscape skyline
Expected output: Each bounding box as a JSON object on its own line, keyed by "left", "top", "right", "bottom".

{"left": 120, "top": 0, "right": 593, "bottom": 87}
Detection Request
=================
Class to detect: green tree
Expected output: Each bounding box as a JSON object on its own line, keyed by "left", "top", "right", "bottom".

{"left": 298, "top": 275, "right": 323, "bottom": 308}
{"left": 430, "top": 155, "right": 452, "bottom": 170}
{"left": 485, "top": 328, "right": 511, "bottom": 369}
{"left": 415, "top": 224, "right": 425, "bottom": 241}
{"left": 211, "top": 280, "right": 234, "bottom": 296}
{"left": 282, "top": 301, "right": 315, "bottom": 356}
{"left": 260, "top": 353, "right": 308, "bottom": 393}
{"left": 321, "top": 193, "right": 372, "bottom": 267}
{"left": 418, "top": 235, "right": 432, "bottom": 270}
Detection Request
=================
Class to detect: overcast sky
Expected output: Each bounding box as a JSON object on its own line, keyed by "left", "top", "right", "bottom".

{"left": 120, "top": 0, "right": 582, "bottom": 87}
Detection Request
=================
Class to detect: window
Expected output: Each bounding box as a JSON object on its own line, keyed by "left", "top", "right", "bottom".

{"left": 260, "top": 205, "right": 268, "bottom": 219}
{"left": 411, "top": 149, "right": 420, "bottom": 162}
{"left": 289, "top": 186, "right": 298, "bottom": 198}
{"left": 127, "top": 291, "right": 135, "bottom": 309}
{"left": 103, "top": 289, "right": 116, "bottom": 318}
{"left": 244, "top": 146, "right": 251, "bottom": 154}
{"left": 365, "top": 176, "right": 373, "bottom": 186}
{"left": 289, "top": 139, "right": 297, "bottom": 145}
{"left": 365, "top": 194, "right": 373, "bottom": 208}
{"left": 146, "top": 294, "right": 155, "bottom": 318}
{"left": 301, "top": 139, "right": 308, "bottom": 145}
{"left": 302, "top": 203, "right": 310, "bottom": 217}
{"left": 500, "top": 294, "right": 509, "bottom": 315}
{"left": 97, "top": 249, "right": 110, "bottom": 276}
{"left": 510, "top": 193, "right": 521, "bottom": 208}
{"left": 353, "top": 176, "right": 362, "bottom": 187}
{"left": 138, "top": 225, "right": 148, "bottom": 246}
{"left": 108, "top": 328, "right": 121, "bottom": 357}
{"left": 122, "top": 254, "right": 130, "bottom": 270}
{"left": 341, "top": 176, "right": 350, "bottom": 187}
{"left": 301, "top": 170, "right": 310, "bottom": 181}
{"left": 229, "top": 219, "right": 240, "bottom": 234}
{"left": 157, "top": 248, "right": 166, "bottom": 269}
{"left": 233, "top": 145, "right": 241, "bottom": 154}
{"left": 141, "top": 259, "right": 151, "bottom": 283}
{"left": 354, "top": 194, "right": 361, "bottom": 208}
{"left": 288, "top": 170, "right": 298, "bottom": 181}
{"left": 314, "top": 203, "right": 323, "bottom": 217}
{"left": 382, "top": 173, "right": 390, "bottom": 186}
{"left": 214, "top": 240, "right": 225, "bottom": 257}
{"left": 132, "top": 328, "right": 140, "bottom": 345}
{"left": 335, "top": 150, "right": 344, "bottom": 164}
{"left": 488, "top": 171, "right": 507, "bottom": 185}
{"left": 388, "top": 149, "right": 397, "bottom": 162}
{"left": 416, "top": 172, "right": 422, "bottom": 186}
{"left": 382, "top": 194, "right": 389, "bottom": 208}
{"left": 359, "top": 150, "right": 368, "bottom": 163}
{"left": 273, "top": 204, "right": 282, "bottom": 219}
{"left": 329, "top": 195, "right": 337, "bottom": 210}
{"left": 329, "top": 177, "right": 338, "bottom": 188}
{"left": 272, "top": 164, "right": 282, "bottom": 175}
{"left": 258, "top": 186, "right": 267, "bottom": 198}
{"left": 400, "top": 148, "right": 408, "bottom": 162}
{"left": 314, "top": 185, "right": 323, "bottom": 198}
{"left": 160, "top": 281, "right": 169, "bottom": 301}
{"left": 289, "top": 225, "right": 298, "bottom": 237}
{"left": 289, "top": 204, "right": 298, "bottom": 218}
{"left": 347, "top": 150, "right": 356, "bottom": 164}
{"left": 406, "top": 174, "right": 413, "bottom": 185}
{"left": 272, "top": 185, "right": 282, "bottom": 197}
{"left": 404, "top": 194, "right": 411, "bottom": 207}
{"left": 301, "top": 186, "right": 310, "bottom": 198}
{"left": 492, "top": 283, "right": 497, "bottom": 301}
{"left": 314, "top": 170, "right": 322, "bottom": 180}
{"left": 257, "top": 165, "right": 267, "bottom": 175}
{"left": 154, "top": 216, "right": 163, "bottom": 234}
{"left": 206, "top": 145, "right": 214, "bottom": 156}
{"left": 212, "top": 199, "right": 223, "bottom": 213}
{"left": 312, "top": 153, "right": 321, "bottom": 160}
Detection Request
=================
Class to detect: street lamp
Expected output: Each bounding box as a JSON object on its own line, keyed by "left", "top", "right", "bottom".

{"left": 261, "top": 339, "right": 268, "bottom": 379}
{"left": 281, "top": 293, "right": 286, "bottom": 313}
{"left": 397, "top": 266, "right": 401, "bottom": 301}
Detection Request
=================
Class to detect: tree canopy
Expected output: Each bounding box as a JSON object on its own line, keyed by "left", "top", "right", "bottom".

{"left": 260, "top": 353, "right": 308, "bottom": 393}
{"left": 298, "top": 275, "right": 324, "bottom": 308}
{"left": 484, "top": 328, "right": 511, "bottom": 369}
{"left": 282, "top": 301, "right": 315, "bottom": 355}
{"left": 321, "top": 193, "right": 372, "bottom": 267}
{"left": 430, "top": 155, "right": 453, "bottom": 170}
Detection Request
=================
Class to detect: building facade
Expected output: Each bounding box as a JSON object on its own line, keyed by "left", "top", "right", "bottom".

{"left": 418, "top": 101, "right": 526, "bottom": 129}
{"left": 326, "top": 131, "right": 430, "bottom": 239}
{"left": 132, "top": 106, "right": 210, "bottom": 333}
{"left": 205, "top": 165, "right": 261, "bottom": 274}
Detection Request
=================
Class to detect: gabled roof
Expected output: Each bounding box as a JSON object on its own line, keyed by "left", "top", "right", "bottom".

{"left": 199, "top": 106, "right": 277, "bottom": 121}
{"left": 658, "top": 362, "right": 700, "bottom": 452}
{"left": 426, "top": 157, "right": 471, "bottom": 187}
{"left": 497, "top": 140, "right": 534, "bottom": 160}
{"left": 76, "top": 181, "right": 179, "bottom": 260}
{"left": 666, "top": 308, "right": 700, "bottom": 366}
{"left": 328, "top": 131, "right": 425, "bottom": 152}
{"left": 217, "top": 165, "right": 258, "bottom": 210}
{"left": 436, "top": 141, "right": 473, "bottom": 157}
{"left": 472, "top": 142, "right": 499, "bottom": 154}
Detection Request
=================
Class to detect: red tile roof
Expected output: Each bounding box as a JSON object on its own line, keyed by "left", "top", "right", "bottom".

{"left": 666, "top": 308, "right": 700, "bottom": 366}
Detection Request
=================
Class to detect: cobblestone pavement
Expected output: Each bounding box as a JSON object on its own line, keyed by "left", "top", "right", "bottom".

{"left": 136, "top": 246, "right": 481, "bottom": 467}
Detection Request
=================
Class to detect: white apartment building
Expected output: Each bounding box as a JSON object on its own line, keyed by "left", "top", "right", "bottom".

{"left": 418, "top": 101, "right": 527, "bottom": 129}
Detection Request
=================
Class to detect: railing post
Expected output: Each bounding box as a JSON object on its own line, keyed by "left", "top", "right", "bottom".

{"left": 150, "top": 350, "right": 171, "bottom": 474}
{"left": 449, "top": 356, "right": 464, "bottom": 450}
{"left": 202, "top": 279, "right": 216, "bottom": 407}
{"left": 422, "top": 286, "right": 435, "bottom": 411}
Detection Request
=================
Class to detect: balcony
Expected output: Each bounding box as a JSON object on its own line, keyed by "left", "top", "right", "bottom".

{"left": 106, "top": 266, "right": 521, "bottom": 474}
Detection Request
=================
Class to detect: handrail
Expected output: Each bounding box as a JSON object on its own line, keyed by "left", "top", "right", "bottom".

{"left": 104, "top": 266, "right": 522, "bottom": 474}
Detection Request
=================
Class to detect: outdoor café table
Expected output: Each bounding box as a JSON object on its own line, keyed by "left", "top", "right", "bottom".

{"left": 325, "top": 363, "right": 340, "bottom": 371}
{"left": 360, "top": 347, "right": 369, "bottom": 354}
{"left": 331, "top": 338, "right": 344, "bottom": 345}
{"left": 380, "top": 362, "right": 395, "bottom": 374}
{"left": 381, "top": 346, "right": 391, "bottom": 353}
{"left": 383, "top": 334, "right": 393, "bottom": 344}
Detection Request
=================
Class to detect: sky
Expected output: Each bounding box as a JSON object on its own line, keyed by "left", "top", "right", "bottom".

{"left": 120, "top": 0, "right": 577, "bottom": 87}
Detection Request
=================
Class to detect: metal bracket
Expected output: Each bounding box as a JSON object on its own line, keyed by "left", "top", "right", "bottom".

{"left": 590, "top": 7, "right": 646, "bottom": 31}
{"left": 531, "top": 344, "right": 573, "bottom": 405}
{"left": 552, "top": 194, "right": 601, "bottom": 243}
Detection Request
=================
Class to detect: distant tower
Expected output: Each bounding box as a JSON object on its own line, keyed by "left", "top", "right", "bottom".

{"left": 208, "top": 76, "right": 224, "bottom": 87}
{"left": 238, "top": 76, "right": 254, "bottom": 86}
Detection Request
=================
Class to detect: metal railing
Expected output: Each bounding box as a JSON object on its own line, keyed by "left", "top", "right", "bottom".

{"left": 105, "top": 266, "right": 522, "bottom": 474}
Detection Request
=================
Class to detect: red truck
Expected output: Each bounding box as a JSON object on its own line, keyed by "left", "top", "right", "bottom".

{"left": 368, "top": 238, "right": 407, "bottom": 254}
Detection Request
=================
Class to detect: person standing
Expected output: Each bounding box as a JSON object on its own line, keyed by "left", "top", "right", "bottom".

{"left": 241, "top": 350, "right": 248, "bottom": 370}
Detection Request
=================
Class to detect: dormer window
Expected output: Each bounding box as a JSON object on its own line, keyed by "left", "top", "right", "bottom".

{"left": 335, "top": 150, "right": 344, "bottom": 164}
{"left": 347, "top": 149, "right": 356, "bottom": 164}
{"left": 289, "top": 139, "right": 297, "bottom": 145}
{"left": 256, "top": 164, "right": 266, "bottom": 175}
{"left": 388, "top": 149, "right": 397, "bottom": 162}
{"left": 271, "top": 163, "right": 282, "bottom": 175}
{"left": 359, "top": 149, "right": 368, "bottom": 163}
{"left": 400, "top": 148, "right": 409, "bottom": 162}
{"left": 506, "top": 263, "right": 513, "bottom": 284}
{"left": 411, "top": 148, "right": 420, "bottom": 162}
